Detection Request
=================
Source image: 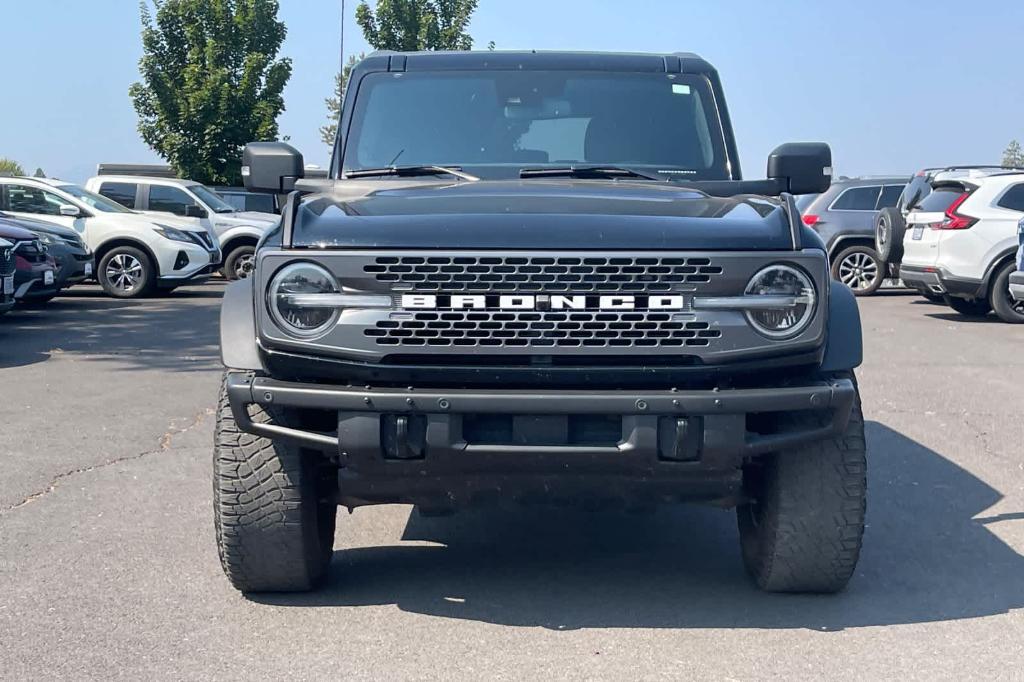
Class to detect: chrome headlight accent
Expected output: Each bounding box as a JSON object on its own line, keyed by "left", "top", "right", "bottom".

{"left": 743, "top": 264, "right": 816, "bottom": 339}
{"left": 268, "top": 262, "right": 341, "bottom": 338}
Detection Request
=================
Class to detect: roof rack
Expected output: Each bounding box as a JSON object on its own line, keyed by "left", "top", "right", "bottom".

{"left": 917, "top": 165, "right": 1024, "bottom": 176}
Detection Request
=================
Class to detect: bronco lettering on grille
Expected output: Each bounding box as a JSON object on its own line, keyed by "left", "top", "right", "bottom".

{"left": 400, "top": 294, "right": 687, "bottom": 311}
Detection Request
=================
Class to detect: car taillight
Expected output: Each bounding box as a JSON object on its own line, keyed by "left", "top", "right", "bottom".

{"left": 802, "top": 214, "right": 820, "bottom": 226}
{"left": 933, "top": 192, "right": 977, "bottom": 230}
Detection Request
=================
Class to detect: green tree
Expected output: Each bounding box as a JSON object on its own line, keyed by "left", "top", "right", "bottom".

{"left": 1002, "top": 139, "right": 1024, "bottom": 168}
{"left": 320, "top": 53, "right": 364, "bottom": 147}
{"left": 129, "top": 0, "right": 292, "bottom": 185}
{"left": 33, "top": 167, "right": 46, "bottom": 178}
{"left": 355, "top": 0, "right": 478, "bottom": 50}
{"left": 0, "top": 158, "right": 25, "bottom": 176}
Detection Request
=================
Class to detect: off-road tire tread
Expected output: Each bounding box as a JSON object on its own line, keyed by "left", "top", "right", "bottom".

{"left": 213, "top": 372, "right": 334, "bottom": 593}
{"left": 738, "top": 372, "right": 867, "bottom": 593}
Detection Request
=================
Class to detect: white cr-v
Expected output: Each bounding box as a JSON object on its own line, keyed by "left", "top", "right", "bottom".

{"left": 85, "top": 176, "right": 279, "bottom": 280}
{"left": 899, "top": 170, "right": 1024, "bottom": 323}
{"left": 0, "top": 177, "right": 220, "bottom": 298}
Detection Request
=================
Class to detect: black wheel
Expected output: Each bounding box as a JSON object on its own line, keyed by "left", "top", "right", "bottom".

{"left": 944, "top": 295, "right": 991, "bottom": 318}
{"left": 737, "top": 372, "right": 867, "bottom": 593}
{"left": 875, "top": 207, "right": 905, "bottom": 266}
{"left": 97, "top": 246, "right": 155, "bottom": 298}
{"left": 831, "top": 245, "right": 884, "bottom": 296}
{"left": 989, "top": 261, "right": 1024, "bottom": 323}
{"left": 223, "top": 245, "right": 256, "bottom": 281}
{"left": 214, "top": 372, "right": 338, "bottom": 593}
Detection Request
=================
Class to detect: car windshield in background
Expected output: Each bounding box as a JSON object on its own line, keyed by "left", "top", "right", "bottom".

{"left": 59, "top": 184, "right": 132, "bottom": 213}
{"left": 342, "top": 71, "right": 730, "bottom": 180}
{"left": 191, "top": 184, "right": 237, "bottom": 213}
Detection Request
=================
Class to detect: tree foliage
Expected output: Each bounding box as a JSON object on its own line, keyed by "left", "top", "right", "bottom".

{"left": 0, "top": 158, "right": 25, "bottom": 176}
{"left": 129, "top": 0, "right": 292, "bottom": 185}
{"left": 355, "top": 0, "right": 478, "bottom": 50}
{"left": 320, "top": 53, "right": 364, "bottom": 147}
{"left": 33, "top": 167, "right": 46, "bottom": 178}
{"left": 1002, "top": 139, "right": 1024, "bottom": 168}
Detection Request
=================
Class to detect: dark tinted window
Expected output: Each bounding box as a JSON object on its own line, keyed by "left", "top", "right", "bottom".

{"left": 830, "top": 186, "right": 880, "bottom": 210}
{"left": 876, "top": 185, "right": 904, "bottom": 209}
{"left": 218, "top": 191, "right": 275, "bottom": 213}
{"left": 916, "top": 186, "right": 966, "bottom": 212}
{"left": 344, "top": 71, "right": 730, "bottom": 179}
{"left": 997, "top": 184, "right": 1024, "bottom": 212}
{"left": 900, "top": 175, "right": 932, "bottom": 211}
{"left": 98, "top": 182, "right": 138, "bottom": 208}
{"left": 148, "top": 185, "right": 198, "bottom": 216}
{"left": 5, "top": 183, "right": 67, "bottom": 215}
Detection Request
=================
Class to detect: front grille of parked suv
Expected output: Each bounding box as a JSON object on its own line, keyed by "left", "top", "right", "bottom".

{"left": 0, "top": 246, "right": 14, "bottom": 276}
{"left": 12, "top": 240, "right": 47, "bottom": 264}
{"left": 364, "top": 255, "right": 725, "bottom": 293}
{"left": 188, "top": 231, "right": 215, "bottom": 249}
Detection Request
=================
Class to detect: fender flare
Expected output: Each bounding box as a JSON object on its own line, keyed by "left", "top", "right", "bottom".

{"left": 220, "top": 277, "right": 264, "bottom": 371}
{"left": 821, "top": 280, "right": 863, "bottom": 372}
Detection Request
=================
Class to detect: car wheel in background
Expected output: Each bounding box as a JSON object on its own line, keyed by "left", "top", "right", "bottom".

{"left": 944, "top": 295, "right": 992, "bottom": 318}
{"left": 875, "top": 207, "right": 905, "bottom": 267}
{"left": 990, "top": 261, "right": 1024, "bottom": 324}
{"left": 223, "top": 245, "right": 256, "bottom": 281}
{"left": 97, "top": 246, "right": 155, "bottom": 298}
{"left": 831, "top": 245, "right": 884, "bottom": 296}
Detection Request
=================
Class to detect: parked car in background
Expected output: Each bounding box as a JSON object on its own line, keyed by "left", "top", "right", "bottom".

{"left": 875, "top": 166, "right": 1022, "bottom": 298}
{"left": 797, "top": 177, "right": 905, "bottom": 295}
{"left": 0, "top": 177, "right": 219, "bottom": 298}
{"left": 1009, "top": 216, "right": 1024, "bottom": 303}
{"left": 210, "top": 186, "right": 280, "bottom": 215}
{"left": 0, "top": 238, "right": 15, "bottom": 315}
{"left": 899, "top": 170, "right": 1024, "bottom": 323}
{"left": 0, "top": 212, "right": 93, "bottom": 301}
{"left": 0, "top": 222, "right": 58, "bottom": 304}
{"left": 85, "top": 176, "right": 278, "bottom": 280}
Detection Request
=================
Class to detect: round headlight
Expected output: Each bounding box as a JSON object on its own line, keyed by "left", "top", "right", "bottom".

{"left": 744, "top": 264, "right": 816, "bottom": 339}
{"left": 268, "top": 262, "right": 340, "bottom": 338}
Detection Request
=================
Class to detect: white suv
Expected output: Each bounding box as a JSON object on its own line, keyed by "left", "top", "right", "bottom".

{"left": 0, "top": 177, "right": 220, "bottom": 298}
{"left": 899, "top": 170, "right": 1024, "bottom": 323}
{"left": 85, "top": 176, "right": 279, "bottom": 280}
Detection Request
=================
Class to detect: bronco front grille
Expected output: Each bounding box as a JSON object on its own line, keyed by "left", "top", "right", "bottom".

{"left": 365, "top": 311, "right": 722, "bottom": 348}
{"left": 364, "top": 255, "right": 724, "bottom": 293}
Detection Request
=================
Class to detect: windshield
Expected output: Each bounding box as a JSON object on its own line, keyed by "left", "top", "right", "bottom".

{"left": 58, "top": 184, "right": 133, "bottom": 213}
{"left": 342, "top": 71, "right": 731, "bottom": 180}
{"left": 192, "top": 184, "right": 237, "bottom": 213}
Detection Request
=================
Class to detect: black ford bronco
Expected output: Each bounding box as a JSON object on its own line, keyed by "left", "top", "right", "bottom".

{"left": 215, "top": 51, "right": 866, "bottom": 594}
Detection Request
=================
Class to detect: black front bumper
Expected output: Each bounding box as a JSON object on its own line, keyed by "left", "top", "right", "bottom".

{"left": 226, "top": 373, "right": 856, "bottom": 507}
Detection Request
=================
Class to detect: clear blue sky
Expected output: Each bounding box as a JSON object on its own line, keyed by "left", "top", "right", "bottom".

{"left": 3, "top": 0, "right": 1022, "bottom": 183}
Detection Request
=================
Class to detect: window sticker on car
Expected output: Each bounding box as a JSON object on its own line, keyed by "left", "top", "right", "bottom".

{"left": 671, "top": 83, "right": 691, "bottom": 95}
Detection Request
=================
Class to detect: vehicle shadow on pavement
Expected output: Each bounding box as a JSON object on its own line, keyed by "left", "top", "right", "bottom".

{"left": 254, "top": 421, "right": 1024, "bottom": 631}
{"left": 0, "top": 284, "right": 223, "bottom": 371}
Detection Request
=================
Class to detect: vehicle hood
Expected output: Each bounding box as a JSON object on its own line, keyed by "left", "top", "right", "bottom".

{"left": 283, "top": 180, "right": 798, "bottom": 250}
{"left": 212, "top": 211, "right": 279, "bottom": 230}
{"left": 0, "top": 218, "right": 42, "bottom": 241}
{"left": 0, "top": 212, "right": 80, "bottom": 240}
{"left": 130, "top": 211, "right": 208, "bottom": 231}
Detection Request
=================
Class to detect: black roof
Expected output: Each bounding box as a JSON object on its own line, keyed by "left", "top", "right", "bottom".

{"left": 358, "top": 50, "right": 716, "bottom": 75}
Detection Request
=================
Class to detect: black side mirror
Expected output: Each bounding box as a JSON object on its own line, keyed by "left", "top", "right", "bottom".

{"left": 767, "top": 143, "right": 832, "bottom": 195}
{"left": 185, "top": 205, "right": 207, "bottom": 219}
{"left": 242, "top": 142, "right": 304, "bottom": 194}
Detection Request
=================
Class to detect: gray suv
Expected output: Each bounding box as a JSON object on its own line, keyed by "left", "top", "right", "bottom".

{"left": 798, "top": 177, "right": 905, "bottom": 295}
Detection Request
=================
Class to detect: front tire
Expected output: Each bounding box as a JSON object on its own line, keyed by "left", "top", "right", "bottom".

{"left": 737, "top": 373, "right": 867, "bottom": 593}
{"left": 214, "top": 373, "right": 338, "bottom": 593}
{"left": 944, "top": 295, "right": 991, "bottom": 318}
{"left": 989, "top": 261, "right": 1024, "bottom": 324}
{"left": 831, "top": 245, "right": 884, "bottom": 296}
{"left": 223, "top": 245, "right": 256, "bottom": 281}
{"left": 97, "top": 246, "right": 155, "bottom": 298}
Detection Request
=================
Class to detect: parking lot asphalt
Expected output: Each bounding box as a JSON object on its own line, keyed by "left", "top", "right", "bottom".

{"left": 1, "top": 283, "right": 1022, "bottom": 680}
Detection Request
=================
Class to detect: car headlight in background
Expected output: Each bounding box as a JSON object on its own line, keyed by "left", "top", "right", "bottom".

{"left": 153, "top": 225, "right": 195, "bottom": 243}
{"left": 742, "top": 264, "right": 816, "bottom": 338}
{"left": 36, "top": 233, "right": 56, "bottom": 245}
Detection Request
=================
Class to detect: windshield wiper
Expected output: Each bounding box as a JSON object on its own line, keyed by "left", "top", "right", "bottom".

{"left": 344, "top": 165, "right": 479, "bottom": 181}
{"left": 519, "top": 165, "right": 666, "bottom": 181}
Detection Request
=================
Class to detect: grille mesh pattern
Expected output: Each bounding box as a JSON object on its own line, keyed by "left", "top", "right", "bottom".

{"left": 365, "top": 311, "right": 722, "bottom": 348}
{"left": 0, "top": 247, "right": 14, "bottom": 276}
{"left": 364, "top": 255, "right": 724, "bottom": 293}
